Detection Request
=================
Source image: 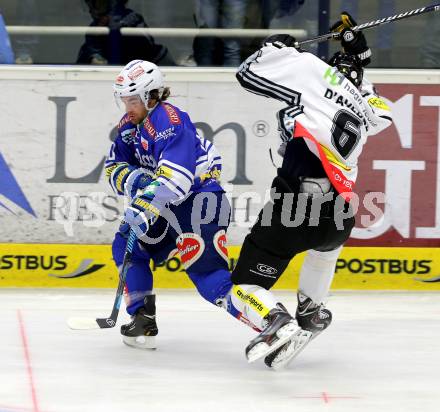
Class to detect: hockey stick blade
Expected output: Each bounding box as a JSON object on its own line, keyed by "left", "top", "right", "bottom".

{"left": 67, "top": 317, "right": 101, "bottom": 330}
{"left": 66, "top": 231, "right": 136, "bottom": 331}
{"left": 67, "top": 316, "right": 117, "bottom": 330}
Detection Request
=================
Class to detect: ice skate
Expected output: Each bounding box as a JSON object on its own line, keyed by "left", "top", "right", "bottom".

{"left": 264, "top": 292, "right": 332, "bottom": 369}
{"left": 121, "top": 294, "right": 158, "bottom": 350}
{"left": 245, "top": 303, "right": 302, "bottom": 363}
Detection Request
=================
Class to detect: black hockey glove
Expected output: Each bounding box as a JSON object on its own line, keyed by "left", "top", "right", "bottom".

{"left": 330, "top": 12, "right": 371, "bottom": 66}
{"left": 340, "top": 28, "right": 371, "bottom": 66}
{"left": 330, "top": 11, "right": 357, "bottom": 33}
{"left": 263, "top": 34, "right": 297, "bottom": 48}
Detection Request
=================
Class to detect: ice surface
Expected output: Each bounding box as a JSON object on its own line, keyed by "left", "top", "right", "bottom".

{"left": 1, "top": 289, "right": 439, "bottom": 412}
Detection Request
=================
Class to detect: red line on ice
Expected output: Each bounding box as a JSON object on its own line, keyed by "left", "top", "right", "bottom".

{"left": 17, "top": 310, "right": 40, "bottom": 412}
{"left": 290, "top": 393, "right": 361, "bottom": 403}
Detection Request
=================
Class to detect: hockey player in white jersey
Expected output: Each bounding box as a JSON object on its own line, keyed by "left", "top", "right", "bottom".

{"left": 230, "top": 12, "right": 393, "bottom": 369}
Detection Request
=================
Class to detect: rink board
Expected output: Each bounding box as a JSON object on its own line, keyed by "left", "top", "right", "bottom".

{"left": 1, "top": 68, "right": 440, "bottom": 249}
{"left": 0, "top": 243, "right": 439, "bottom": 290}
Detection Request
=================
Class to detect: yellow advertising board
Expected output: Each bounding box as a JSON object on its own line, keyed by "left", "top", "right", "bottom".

{"left": 0, "top": 243, "right": 439, "bottom": 290}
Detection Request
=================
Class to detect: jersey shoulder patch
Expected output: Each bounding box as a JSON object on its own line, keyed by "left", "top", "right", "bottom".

{"left": 368, "top": 97, "right": 390, "bottom": 111}
{"left": 118, "top": 113, "right": 131, "bottom": 129}
{"left": 162, "top": 103, "right": 182, "bottom": 125}
{"left": 143, "top": 117, "right": 157, "bottom": 139}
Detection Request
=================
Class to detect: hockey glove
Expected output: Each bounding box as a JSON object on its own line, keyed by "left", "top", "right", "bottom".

{"left": 330, "top": 12, "right": 371, "bottom": 66}
{"left": 330, "top": 11, "right": 357, "bottom": 33}
{"left": 263, "top": 34, "right": 297, "bottom": 48}
{"left": 108, "top": 163, "right": 154, "bottom": 198}
{"left": 126, "top": 173, "right": 154, "bottom": 200}
{"left": 124, "top": 192, "right": 160, "bottom": 240}
{"left": 118, "top": 221, "right": 131, "bottom": 239}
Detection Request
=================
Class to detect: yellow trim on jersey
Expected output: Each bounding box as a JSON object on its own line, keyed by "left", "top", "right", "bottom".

{"left": 105, "top": 164, "right": 118, "bottom": 177}
{"left": 155, "top": 165, "right": 174, "bottom": 179}
{"left": 368, "top": 97, "right": 390, "bottom": 111}
{"left": 200, "top": 167, "right": 221, "bottom": 183}
{"left": 232, "top": 285, "right": 271, "bottom": 317}
{"left": 320, "top": 144, "right": 352, "bottom": 171}
{"left": 115, "top": 166, "right": 130, "bottom": 193}
{"left": 132, "top": 198, "right": 160, "bottom": 216}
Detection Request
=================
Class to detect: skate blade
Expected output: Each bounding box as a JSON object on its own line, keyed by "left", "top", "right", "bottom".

{"left": 270, "top": 330, "right": 313, "bottom": 370}
{"left": 122, "top": 335, "right": 157, "bottom": 350}
{"left": 246, "top": 322, "right": 301, "bottom": 363}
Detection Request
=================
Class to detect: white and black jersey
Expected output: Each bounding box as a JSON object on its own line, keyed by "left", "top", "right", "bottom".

{"left": 237, "top": 43, "right": 393, "bottom": 199}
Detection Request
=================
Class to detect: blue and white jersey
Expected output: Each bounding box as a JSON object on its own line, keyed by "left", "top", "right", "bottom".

{"left": 105, "top": 102, "right": 223, "bottom": 214}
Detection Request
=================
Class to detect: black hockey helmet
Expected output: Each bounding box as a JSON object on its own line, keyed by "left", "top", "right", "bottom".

{"left": 328, "top": 51, "right": 363, "bottom": 87}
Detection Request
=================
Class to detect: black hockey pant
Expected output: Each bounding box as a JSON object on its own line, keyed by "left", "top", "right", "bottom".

{"left": 231, "top": 176, "right": 356, "bottom": 290}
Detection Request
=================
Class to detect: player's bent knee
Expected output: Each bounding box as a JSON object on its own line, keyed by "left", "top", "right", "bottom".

{"left": 231, "top": 237, "right": 290, "bottom": 290}
{"left": 307, "top": 246, "right": 342, "bottom": 267}
{"left": 188, "top": 269, "right": 233, "bottom": 306}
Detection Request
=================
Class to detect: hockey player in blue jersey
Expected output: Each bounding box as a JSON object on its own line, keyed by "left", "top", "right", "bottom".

{"left": 106, "top": 60, "right": 306, "bottom": 364}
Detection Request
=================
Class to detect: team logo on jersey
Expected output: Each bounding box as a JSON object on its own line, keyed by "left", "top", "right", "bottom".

{"left": 141, "top": 137, "right": 149, "bottom": 151}
{"left": 176, "top": 233, "right": 205, "bottom": 269}
{"left": 213, "top": 230, "right": 228, "bottom": 262}
{"left": 128, "top": 65, "right": 145, "bottom": 81}
{"left": 144, "top": 118, "right": 156, "bottom": 138}
{"left": 163, "top": 104, "right": 181, "bottom": 125}
{"left": 368, "top": 97, "right": 390, "bottom": 111}
{"left": 134, "top": 150, "right": 157, "bottom": 169}
{"left": 0, "top": 152, "right": 36, "bottom": 217}
{"left": 155, "top": 126, "right": 176, "bottom": 141}
{"left": 324, "top": 67, "right": 345, "bottom": 86}
{"left": 121, "top": 128, "right": 136, "bottom": 144}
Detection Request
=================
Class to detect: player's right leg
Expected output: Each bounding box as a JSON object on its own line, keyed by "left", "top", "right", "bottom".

{"left": 230, "top": 205, "right": 314, "bottom": 363}
{"left": 228, "top": 284, "right": 304, "bottom": 363}
{"left": 112, "top": 230, "right": 158, "bottom": 349}
{"left": 265, "top": 247, "right": 342, "bottom": 369}
{"left": 112, "top": 219, "right": 175, "bottom": 350}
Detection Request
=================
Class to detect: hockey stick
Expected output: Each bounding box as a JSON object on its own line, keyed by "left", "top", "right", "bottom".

{"left": 295, "top": 3, "right": 440, "bottom": 48}
{"left": 67, "top": 229, "right": 137, "bottom": 330}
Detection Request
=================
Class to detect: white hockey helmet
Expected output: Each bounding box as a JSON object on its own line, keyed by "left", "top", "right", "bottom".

{"left": 113, "top": 60, "right": 164, "bottom": 106}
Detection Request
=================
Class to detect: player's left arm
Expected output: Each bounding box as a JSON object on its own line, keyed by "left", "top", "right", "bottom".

{"left": 124, "top": 117, "right": 197, "bottom": 238}
{"left": 236, "top": 35, "right": 309, "bottom": 106}
{"left": 361, "top": 77, "right": 393, "bottom": 135}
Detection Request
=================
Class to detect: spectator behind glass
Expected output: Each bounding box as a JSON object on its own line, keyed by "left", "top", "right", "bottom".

{"left": 13, "top": 0, "right": 39, "bottom": 64}
{"left": 420, "top": 11, "right": 440, "bottom": 68}
{"left": 239, "top": 0, "right": 307, "bottom": 61}
{"left": 0, "top": 10, "right": 14, "bottom": 64}
{"left": 260, "top": 0, "right": 306, "bottom": 29}
{"left": 77, "top": 0, "right": 175, "bottom": 65}
{"left": 193, "top": 0, "right": 247, "bottom": 67}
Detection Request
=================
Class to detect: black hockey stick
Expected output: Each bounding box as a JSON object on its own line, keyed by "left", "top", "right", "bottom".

{"left": 295, "top": 3, "right": 440, "bottom": 48}
{"left": 67, "top": 229, "right": 137, "bottom": 330}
